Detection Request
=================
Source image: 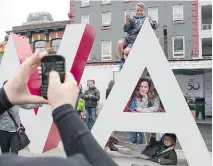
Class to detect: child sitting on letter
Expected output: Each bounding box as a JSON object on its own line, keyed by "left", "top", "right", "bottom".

{"left": 117, "top": 2, "right": 157, "bottom": 70}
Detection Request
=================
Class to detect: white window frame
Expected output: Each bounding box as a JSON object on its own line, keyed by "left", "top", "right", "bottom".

{"left": 173, "top": 5, "right": 184, "bottom": 21}
{"left": 102, "top": 12, "right": 111, "bottom": 27}
{"left": 148, "top": 7, "right": 158, "bottom": 23}
{"left": 81, "top": 14, "right": 90, "bottom": 24}
{"left": 51, "top": 39, "right": 62, "bottom": 52}
{"left": 81, "top": 0, "right": 89, "bottom": 7}
{"left": 172, "top": 36, "right": 185, "bottom": 57}
{"left": 124, "top": 9, "right": 134, "bottom": 22}
{"left": 101, "top": 41, "right": 112, "bottom": 60}
{"left": 102, "top": 0, "right": 111, "bottom": 4}
{"left": 34, "top": 40, "right": 46, "bottom": 52}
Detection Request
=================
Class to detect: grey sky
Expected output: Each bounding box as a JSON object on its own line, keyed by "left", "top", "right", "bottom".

{"left": 0, "top": 0, "right": 70, "bottom": 41}
{"left": 1, "top": 0, "right": 210, "bottom": 42}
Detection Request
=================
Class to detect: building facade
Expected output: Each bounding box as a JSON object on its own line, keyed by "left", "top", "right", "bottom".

{"left": 3, "top": 0, "right": 212, "bottom": 119}
{"left": 74, "top": 0, "right": 205, "bottom": 61}
{"left": 200, "top": 1, "right": 212, "bottom": 59}
{"left": 6, "top": 12, "right": 70, "bottom": 53}
{"left": 73, "top": 0, "right": 212, "bottom": 118}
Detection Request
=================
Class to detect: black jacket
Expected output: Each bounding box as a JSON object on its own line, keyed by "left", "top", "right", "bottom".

{"left": 0, "top": 88, "right": 117, "bottom": 166}
{"left": 83, "top": 87, "right": 100, "bottom": 108}
{"left": 142, "top": 136, "right": 177, "bottom": 165}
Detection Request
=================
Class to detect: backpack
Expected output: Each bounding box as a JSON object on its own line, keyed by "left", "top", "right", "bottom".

{"left": 77, "top": 98, "right": 85, "bottom": 112}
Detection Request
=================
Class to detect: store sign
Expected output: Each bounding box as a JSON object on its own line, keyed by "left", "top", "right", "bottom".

{"left": 176, "top": 75, "right": 204, "bottom": 97}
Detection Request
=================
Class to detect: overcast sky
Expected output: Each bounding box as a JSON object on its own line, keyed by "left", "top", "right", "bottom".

{"left": 1, "top": 0, "right": 210, "bottom": 41}
{"left": 0, "top": 0, "right": 70, "bottom": 41}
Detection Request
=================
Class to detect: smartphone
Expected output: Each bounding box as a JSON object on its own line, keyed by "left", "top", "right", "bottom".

{"left": 40, "top": 55, "right": 65, "bottom": 99}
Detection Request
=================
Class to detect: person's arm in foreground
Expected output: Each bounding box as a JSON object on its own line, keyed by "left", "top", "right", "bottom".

{"left": 48, "top": 72, "right": 117, "bottom": 166}
{"left": 0, "top": 51, "right": 118, "bottom": 166}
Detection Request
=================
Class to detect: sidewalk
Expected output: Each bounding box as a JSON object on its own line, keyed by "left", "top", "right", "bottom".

{"left": 19, "top": 147, "right": 189, "bottom": 166}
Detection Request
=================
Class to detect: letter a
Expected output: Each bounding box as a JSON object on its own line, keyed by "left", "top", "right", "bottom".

{"left": 92, "top": 19, "right": 211, "bottom": 166}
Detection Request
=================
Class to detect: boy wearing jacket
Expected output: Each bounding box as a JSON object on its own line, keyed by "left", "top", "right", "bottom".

{"left": 117, "top": 2, "right": 157, "bottom": 70}
{"left": 109, "top": 133, "right": 177, "bottom": 165}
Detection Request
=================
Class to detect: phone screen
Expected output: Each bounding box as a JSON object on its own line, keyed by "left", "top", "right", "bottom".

{"left": 42, "top": 60, "right": 65, "bottom": 85}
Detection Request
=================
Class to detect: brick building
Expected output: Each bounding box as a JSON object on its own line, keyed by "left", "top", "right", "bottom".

{"left": 6, "top": 13, "right": 70, "bottom": 52}
{"left": 3, "top": 0, "right": 212, "bottom": 120}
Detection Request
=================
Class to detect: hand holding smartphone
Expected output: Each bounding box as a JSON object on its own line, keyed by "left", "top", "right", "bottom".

{"left": 40, "top": 55, "right": 66, "bottom": 99}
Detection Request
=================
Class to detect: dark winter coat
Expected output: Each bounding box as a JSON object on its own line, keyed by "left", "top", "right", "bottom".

{"left": 123, "top": 15, "right": 157, "bottom": 43}
{"left": 142, "top": 136, "right": 177, "bottom": 165}
{"left": 83, "top": 87, "right": 100, "bottom": 108}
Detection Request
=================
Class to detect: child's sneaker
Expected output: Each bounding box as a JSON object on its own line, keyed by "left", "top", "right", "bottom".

{"left": 119, "top": 58, "right": 125, "bottom": 71}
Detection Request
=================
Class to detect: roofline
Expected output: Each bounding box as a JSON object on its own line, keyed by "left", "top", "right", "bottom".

{"left": 13, "top": 20, "right": 70, "bottom": 29}
{"left": 6, "top": 25, "right": 67, "bottom": 35}
{"left": 6, "top": 20, "right": 70, "bottom": 34}
{"left": 86, "top": 59, "right": 212, "bottom": 69}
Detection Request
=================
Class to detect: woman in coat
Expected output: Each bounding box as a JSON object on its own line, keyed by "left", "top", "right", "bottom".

{"left": 0, "top": 80, "right": 42, "bottom": 154}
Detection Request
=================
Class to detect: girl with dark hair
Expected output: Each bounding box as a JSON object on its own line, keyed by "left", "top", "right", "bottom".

{"left": 129, "top": 78, "right": 160, "bottom": 113}
{"left": 128, "top": 78, "right": 160, "bottom": 145}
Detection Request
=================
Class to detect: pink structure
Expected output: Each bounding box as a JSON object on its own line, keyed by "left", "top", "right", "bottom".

{"left": 0, "top": 24, "right": 96, "bottom": 153}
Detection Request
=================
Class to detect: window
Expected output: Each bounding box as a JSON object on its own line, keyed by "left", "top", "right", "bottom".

{"left": 148, "top": 7, "right": 158, "bottom": 23}
{"left": 101, "top": 41, "right": 112, "bottom": 60}
{"left": 81, "top": 0, "right": 89, "bottom": 7}
{"left": 173, "top": 36, "right": 185, "bottom": 57}
{"left": 34, "top": 41, "right": 46, "bottom": 52}
{"left": 202, "top": 24, "right": 212, "bottom": 30}
{"left": 124, "top": 9, "right": 134, "bottom": 22}
{"left": 102, "top": 12, "right": 111, "bottom": 27}
{"left": 173, "top": 5, "right": 183, "bottom": 21}
{"left": 51, "top": 39, "right": 62, "bottom": 52}
{"left": 81, "top": 14, "right": 90, "bottom": 24}
{"left": 102, "top": 0, "right": 111, "bottom": 4}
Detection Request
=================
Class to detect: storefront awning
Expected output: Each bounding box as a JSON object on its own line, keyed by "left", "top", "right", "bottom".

{"left": 169, "top": 59, "right": 212, "bottom": 70}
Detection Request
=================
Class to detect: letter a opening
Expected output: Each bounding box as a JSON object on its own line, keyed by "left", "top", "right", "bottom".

{"left": 92, "top": 19, "right": 211, "bottom": 166}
